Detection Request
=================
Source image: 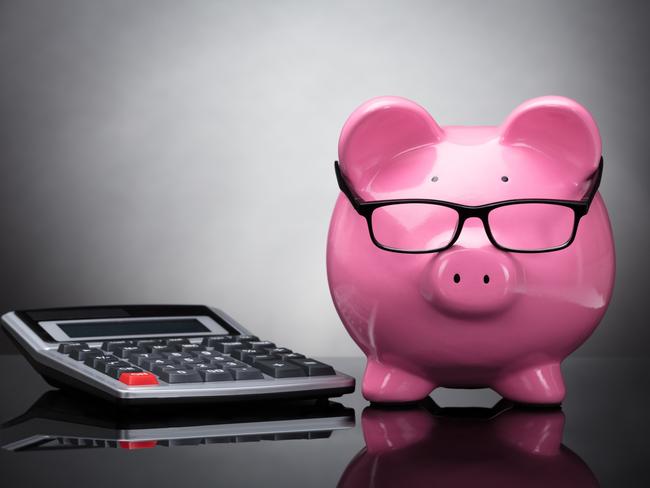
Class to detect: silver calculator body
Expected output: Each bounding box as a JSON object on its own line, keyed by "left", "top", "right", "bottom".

{"left": 1, "top": 305, "right": 355, "bottom": 404}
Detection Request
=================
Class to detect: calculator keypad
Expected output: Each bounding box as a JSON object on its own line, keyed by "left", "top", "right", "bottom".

{"left": 56, "top": 335, "right": 336, "bottom": 386}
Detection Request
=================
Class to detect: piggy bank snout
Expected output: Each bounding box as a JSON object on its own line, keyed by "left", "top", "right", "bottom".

{"left": 425, "top": 248, "right": 518, "bottom": 317}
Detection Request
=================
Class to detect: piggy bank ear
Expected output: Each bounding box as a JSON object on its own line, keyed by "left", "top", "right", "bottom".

{"left": 500, "top": 96, "right": 601, "bottom": 176}
{"left": 338, "top": 96, "right": 444, "bottom": 189}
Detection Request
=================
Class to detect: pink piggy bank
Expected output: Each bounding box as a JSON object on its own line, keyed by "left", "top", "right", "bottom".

{"left": 327, "top": 96, "right": 615, "bottom": 404}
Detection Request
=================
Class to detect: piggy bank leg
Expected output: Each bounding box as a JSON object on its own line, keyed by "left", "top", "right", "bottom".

{"left": 492, "top": 363, "right": 565, "bottom": 405}
{"left": 362, "top": 359, "right": 436, "bottom": 403}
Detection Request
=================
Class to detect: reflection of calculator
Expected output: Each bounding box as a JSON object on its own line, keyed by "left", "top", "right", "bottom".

{"left": 1, "top": 305, "right": 355, "bottom": 404}
{"left": 1, "top": 390, "right": 355, "bottom": 451}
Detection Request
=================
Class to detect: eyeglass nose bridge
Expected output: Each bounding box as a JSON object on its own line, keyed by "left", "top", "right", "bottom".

{"left": 447, "top": 209, "right": 498, "bottom": 250}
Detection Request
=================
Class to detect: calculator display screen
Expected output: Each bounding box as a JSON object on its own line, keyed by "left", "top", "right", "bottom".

{"left": 57, "top": 318, "right": 211, "bottom": 338}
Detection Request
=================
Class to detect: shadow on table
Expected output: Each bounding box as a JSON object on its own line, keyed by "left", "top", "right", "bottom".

{"left": 338, "top": 398, "right": 598, "bottom": 488}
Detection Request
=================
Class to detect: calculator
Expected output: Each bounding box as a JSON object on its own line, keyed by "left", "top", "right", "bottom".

{"left": 1, "top": 390, "right": 355, "bottom": 451}
{"left": 1, "top": 305, "right": 355, "bottom": 404}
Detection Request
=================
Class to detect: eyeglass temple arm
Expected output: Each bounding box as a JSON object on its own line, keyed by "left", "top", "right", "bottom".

{"left": 334, "top": 160, "right": 363, "bottom": 211}
{"left": 582, "top": 156, "right": 604, "bottom": 208}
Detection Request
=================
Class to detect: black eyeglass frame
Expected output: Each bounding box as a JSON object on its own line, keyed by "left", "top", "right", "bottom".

{"left": 334, "top": 157, "right": 604, "bottom": 254}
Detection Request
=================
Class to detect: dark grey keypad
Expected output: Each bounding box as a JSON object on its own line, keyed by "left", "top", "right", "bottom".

{"left": 57, "top": 334, "right": 337, "bottom": 385}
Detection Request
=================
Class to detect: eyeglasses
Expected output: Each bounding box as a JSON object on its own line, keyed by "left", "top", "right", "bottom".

{"left": 335, "top": 157, "right": 603, "bottom": 254}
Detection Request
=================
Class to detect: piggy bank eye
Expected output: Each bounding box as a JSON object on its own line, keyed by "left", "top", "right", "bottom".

{"left": 501, "top": 176, "right": 509, "bottom": 182}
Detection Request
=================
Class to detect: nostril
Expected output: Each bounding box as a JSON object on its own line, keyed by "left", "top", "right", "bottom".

{"left": 453, "top": 273, "right": 461, "bottom": 284}
{"left": 483, "top": 274, "right": 490, "bottom": 284}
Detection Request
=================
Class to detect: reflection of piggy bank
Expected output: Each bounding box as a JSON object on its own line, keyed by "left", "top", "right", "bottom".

{"left": 338, "top": 402, "right": 599, "bottom": 488}
{"left": 327, "top": 96, "right": 615, "bottom": 404}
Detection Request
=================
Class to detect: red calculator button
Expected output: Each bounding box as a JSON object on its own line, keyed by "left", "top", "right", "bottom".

{"left": 119, "top": 441, "right": 157, "bottom": 449}
{"left": 119, "top": 371, "right": 159, "bottom": 386}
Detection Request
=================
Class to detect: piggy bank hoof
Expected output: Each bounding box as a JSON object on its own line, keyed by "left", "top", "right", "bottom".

{"left": 493, "top": 363, "right": 566, "bottom": 405}
{"left": 362, "top": 360, "right": 436, "bottom": 403}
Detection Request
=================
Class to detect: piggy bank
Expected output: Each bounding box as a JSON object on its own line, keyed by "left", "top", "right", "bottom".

{"left": 327, "top": 96, "right": 615, "bottom": 404}
{"left": 338, "top": 402, "right": 599, "bottom": 488}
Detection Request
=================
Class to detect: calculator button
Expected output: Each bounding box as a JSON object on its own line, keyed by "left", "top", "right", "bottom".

{"left": 279, "top": 352, "right": 306, "bottom": 360}
{"left": 142, "top": 357, "right": 166, "bottom": 370}
{"left": 212, "top": 341, "right": 245, "bottom": 354}
{"left": 69, "top": 347, "right": 104, "bottom": 361}
{"left": 206, "top": 356, "right": 235, "bottom": 368}
{"left": 192, "top": 350, "right": 220, "bottom": 360}
{"left": 102, "top": 340, "right": 135, "bottom": 352}
{"left": 84, "top": 354, "right": 118, "bottom": 368}
{"left": 114, "top": 345, "right": 145, "bottom": 359}
{"left": 201, "top": 336, "right": 232, "bottom": 347}
{"left": 175, "top": 356, "right": 209, "bottom": 367}
{"left": 242, "top": 340, "right": 276, "bottom": 350}
{"left": 158, "top": 368, "right": 203, "bottom": 383}
{"left": 161, "top": 351, "right": 192, "bottom": 361}
{"left": 191, "top": 363, "right": 212, "bottom": 370}
{"left": 129, "top": 352, "right": 164, "bottom": 367}
{"left": 198, "top": 368, "right": 233, "bottom": 381}
{"left": 232, "top": 348, "right": 268, "bottom": 362}
{"left": 95, "top": 359, "right": 129, "bottom": 374}
{"left": 254, "top": 359, "right": 307, "bottom": 378}
{"left": 264, "top": 347, "right": 292, "bottom": 355}
{"left": 287, "top": 358, "right": 336, "bottom": 376}
{"left": 151, "top": 362, "right": 179, "bottom": 375}
{"left": 176, "top": 343, "right": 203, "bottom": 353}
{"left": 57, "top": 342, "right": 88, "bottom": 354}
{"left": 211, "top": 357, "right": 248, "bottom": 368}
{"left": 136, "top": 339, "right": 163, "bottom": 348}
{"left": 227, "top": 366, "right": 264, "bottom": 380}
{"left": 119, "top": 371, "right": 159, "bottom": 386}
{"left": 108, "top": 366, "right": 142, "bottom": 379}
{"left": 246, "top": 354, "right": 280, "bottom": 366}
{"left": 235, "top": 334, "right": 259, "bottom": 341}
{"left": 145, "top": 343, "right": 170, "bottom": 354}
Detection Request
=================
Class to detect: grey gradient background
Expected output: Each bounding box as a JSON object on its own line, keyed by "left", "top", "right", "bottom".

{"left": 0, "top": 0, "right": 648, "bottom": 356}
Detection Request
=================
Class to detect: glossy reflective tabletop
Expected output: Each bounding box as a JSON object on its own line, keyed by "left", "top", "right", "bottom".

{"left": 0, "top": 355, "right": 648, "bottom": 487}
